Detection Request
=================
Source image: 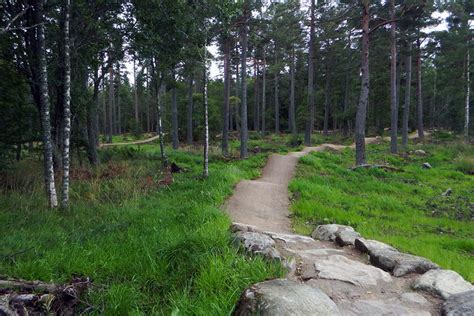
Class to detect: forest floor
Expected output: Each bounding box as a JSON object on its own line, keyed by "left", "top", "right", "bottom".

{"left": 1, "top": 131, "right": 472, "bottom": 314}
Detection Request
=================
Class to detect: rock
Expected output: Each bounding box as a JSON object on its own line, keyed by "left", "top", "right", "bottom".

{"left": 233, "top": 231, "right": 281, "bottom": 260}
{"left": 335, "top": 230, "right": 361, "bottom": 246}
{"left": 414, "top": 149, "right": 427, "bottom": 156}
{"left": 442, "top": 188, "right": 452, "bottom": 197}
{"left": 230, "top": 222, "right": 258, "bottom": 233}
{"left": 400, "top": 292, "right": 429, "bottom": 305}
{"left": 311, "top": 224, "right": 355, "bottom": 241}
{"left": 234, "top": 279, "right": 341, "bottom": 316}
{"left": 354, "top": 238, "right": 397, "bottom": 254}
{"left": 442, "top": 290, "right": 474, "bottom": 316}
{"left": 422, "top": 162, "right": 432, "bottom": 169}
{"left": 314, "top": 255, "right": 392, "bottom": 286}
{"left": 413, "top": 269, "right": 474, "bottom": 299}
{"left": 369, "top": 248, "right": 439, "bottom": 277}
{"left": 338, "top": 298, "right": 431, "bottom": 316}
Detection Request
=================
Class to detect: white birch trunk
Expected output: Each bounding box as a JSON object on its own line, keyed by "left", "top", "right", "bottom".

{"left": 61, "top": 0, "right": 72, "bottom": 208}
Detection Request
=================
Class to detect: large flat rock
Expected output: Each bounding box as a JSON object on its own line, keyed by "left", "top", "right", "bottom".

{"left": 369, "top": 248, "right": 439, "bottom": 277}
{"left": 234, "top": 279, "right": 340, "bottom": 316}
{"left": 413, "top": 269, "right": 474, "bottom": 299}
{"left": 314, "top": 255, "right": 392, "bottom": 286}
{"left": 338, "top": 297, "right": 431, "bottom": 316}
{"left": 442, "top": 290, "right": 474, "bottom": 316}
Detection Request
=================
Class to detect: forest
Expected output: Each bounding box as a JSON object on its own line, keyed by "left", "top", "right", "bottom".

{"left": 0, "top": 0, "right": 472, "bottom": 315}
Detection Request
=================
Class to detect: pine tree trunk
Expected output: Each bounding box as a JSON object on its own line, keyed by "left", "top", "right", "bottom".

{"left": 305, "top": 0, "right": 315, "bottom": 145}
{"left": 343, "top": 31, "right": 351, "bottom": 137}
{"left": 464, "top": 39, "right": 470, "bottom": 140}
{"left": 87, "top": 66, "right": 100, "bottom": 166}
{"left": 240, "top": 5, "right": 249, "bottom": 159}
{"left": 323, "top": 68, "right": 330, "bottom": 137}
{"left": 186, "top": 74, "right": 193, "bottom": 143}
{"left": 253, "top": 58, "right": 258, "bottom": 131}
{"left": 261, "top": 49, "right": 266, "bottom": 134}
{"left": 61, "top": 0, "right": 71, "bottom": 208}
{"left": 402, "top": 41, "right": 412, "bottom": 147}
{"left": 171, "top": 69, "right": 179, "bottom": 150}
{"left": 117, "top": 66, "right": 121, "bottom": 135}
{"left": 222, "top": 38, "right": 230, "bottom": 155}
{"left": 134, "top": 59, "right": 139, "bottom": 124}
{"left": 235, "top": 61, "right": 240, "bottom": 132}
{"left": 107, "top": 53, "right": 114, "bottom": 143}
{"left": 34, "top": 0, "right": 58, "bottom": 207}
{"left": 203, "top": 44, "right": 209, "bottom": 177}
{"left": 255, "top": 58, "right": 260, "bottom": 132}
{"left": 355, "top": 2, "right": 370, "bottom": 166}
{"left": 274, "top": 47, "right": 279, "bottom": 134}
{"left": 289, "top": 47, "right": 297, "bottom": 135}
{"left": 147, "top": 66, "right": 151, "bottom": 133}
{"left": 390, "top": 0, "right": 398, "bottom": 153}
{"left": 416, "top": 38, "right": 424, "bottom": 141}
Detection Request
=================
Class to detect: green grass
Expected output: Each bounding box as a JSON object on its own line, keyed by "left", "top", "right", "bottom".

{"left": 290, "top": 139, "right": 474, "bottom": 282}
{"left": 1, "top": 143, "right": 286, "bottom": 315}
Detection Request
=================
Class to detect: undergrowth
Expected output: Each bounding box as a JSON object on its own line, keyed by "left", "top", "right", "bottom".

{"left": 1, "top": 141, "right": 287, "bottom": 315}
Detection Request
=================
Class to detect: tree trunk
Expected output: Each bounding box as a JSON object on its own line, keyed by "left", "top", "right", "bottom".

{"left": 253, "top": 57, "right": 259, "bottom": 131}
{"left": 430, "top": 71, "right": 436, "bottom": 128}
{"left": 323, "top": 69, "right": 330, "bottom": 137}
{"left": 171, "top": 69, "right": 179, "bottom": 150}
{"left": 116, "top": 63, "right": 122, "bottom": 134}
{"left": 203, "top": 56, "right": 209, "bottom": 177}
{"left": 134, "top": 59, "right": 139, "bottom": 124}
{"left": 355, "top": 2, "right": 370, "bottom": 166}
{"left": 61, "top": 0, "right": 72, "bottom": 208}
{"left": 186, "top": 73, "right": 193, "bottom": 143}
{"left": 289, "top": 47, "right": 297, "bottom": 135}
{"left": 389, "top": 0, "right": 398, "bottom": 153}
{"left": 343, "top": 31, "right": 352, "bottom": 137}
{"left": 87, "top": 66, "right": 100, "bottom": 166}
{"left": 261, "top": 48, "right": 266, "bottom": 134}
{"left": 222, "top": 38, "right": 230, "bottom": 156}
{"left": 416, "top": 38, "right": 424, "bottom": 141}
{"left": 152, "top": 61, "right": 167, "bottom": 167}
{"left": 274, "top": 46, "right": 279, "bottom": 134}
{"left": 235, "top": 61, "right": 240, "bottom": 132}
{"left": 147, "top": 66, "right": 151, "bottom": 133}
{"left": 402, "top": 41, "right": 412, "bottom": 147}
{"left": 305, "top": 0, "right": 316, "bottom": 145}
{"left": 34, "top": 0, "right": 58, "bottom": 207}
{"left": 107, "top": 52, "right": 114, "bottom": 143}
{"left": 464, "top": 39, "right": 470, "bottom": 140}
{"left": 240, "top": 5, "right": 249, "bottom": 159}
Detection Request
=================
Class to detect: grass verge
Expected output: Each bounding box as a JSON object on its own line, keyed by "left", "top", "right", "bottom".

{"left": 290, "top": 139, "right": 473, "bottom": 282}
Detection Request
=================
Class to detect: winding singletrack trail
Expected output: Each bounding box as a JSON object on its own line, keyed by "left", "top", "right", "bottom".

{"left": 99, "top": 134, "right": 160, "bottom": 147}
{"left": 224, "top": 138, "right": 379, "bottom": 233}
{"left": 224, "top": 132, "right": 454, "bottom": 315}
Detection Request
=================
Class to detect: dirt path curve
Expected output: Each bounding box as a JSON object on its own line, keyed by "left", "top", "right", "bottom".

{"left": 224, "top": 137, "right": 381, "bottom": 233}
{"left": 225, "top": 132, "right": 450, "bottom": 315}
{"left": 99, "top": 134, "right": 160, "bottom": 147}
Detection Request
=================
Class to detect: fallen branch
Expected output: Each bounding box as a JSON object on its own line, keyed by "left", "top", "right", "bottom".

{"left": 0, "top": 279, "right": 58, "bottom": 293}
{"left": 351, "top": 164, "right": 403, "bottom": 172}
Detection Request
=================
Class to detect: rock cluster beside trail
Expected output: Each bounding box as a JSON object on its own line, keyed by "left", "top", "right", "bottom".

{"left": 232, "top": 223, "right": 473, "bottom": 316}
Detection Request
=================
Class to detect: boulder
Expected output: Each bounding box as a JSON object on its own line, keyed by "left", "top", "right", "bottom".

{"left": 233, "top": 231, "right": 281, "bottom": 260}
{"left": 414, "top": 149, "right": 427, "bottom": 156}
{"left": 400, "top": 292, "right": 429, "bottom": 305}
{"left": 314, "top": 255, "right": 392, "bottom": 286}
{"left": 335, "top": 230, "right": 361, "bottom": 246}
{"left": 338, "top": 298, "right": 431, "bottom": 316}
{"left": 311, "top": 224, "right": 355, "bottom": 241}
{"left": 234, "top": 279, "right": 340, "bottom": 316}
{"left": 442, "top": 290, "right": 474, "bottom": 316}
{"left": 354, "top": 238, "right": 397, "bottom": 254}
{"left": 413, "top": 269, "right": 474, "bottom": 299}
{"left": 369, "top": 248, "right": 439, "bottom": 277}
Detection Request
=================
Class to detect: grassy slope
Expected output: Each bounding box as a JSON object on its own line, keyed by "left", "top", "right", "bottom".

{"left": 1, "top": 138, "right": 297, "bottom": 315}
{"left": 290, "top": 139, "right": 474, "bottom": 282}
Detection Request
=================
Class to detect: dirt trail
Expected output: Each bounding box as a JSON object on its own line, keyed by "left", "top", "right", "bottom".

{"left": 225, "top": 132, "right": 448, "bottom": 315}
{"left": 224, "top": 136, "right": 384, "bottom": 233}
{"left": 99, "top": 134, "right": 160, "bottom": 147}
